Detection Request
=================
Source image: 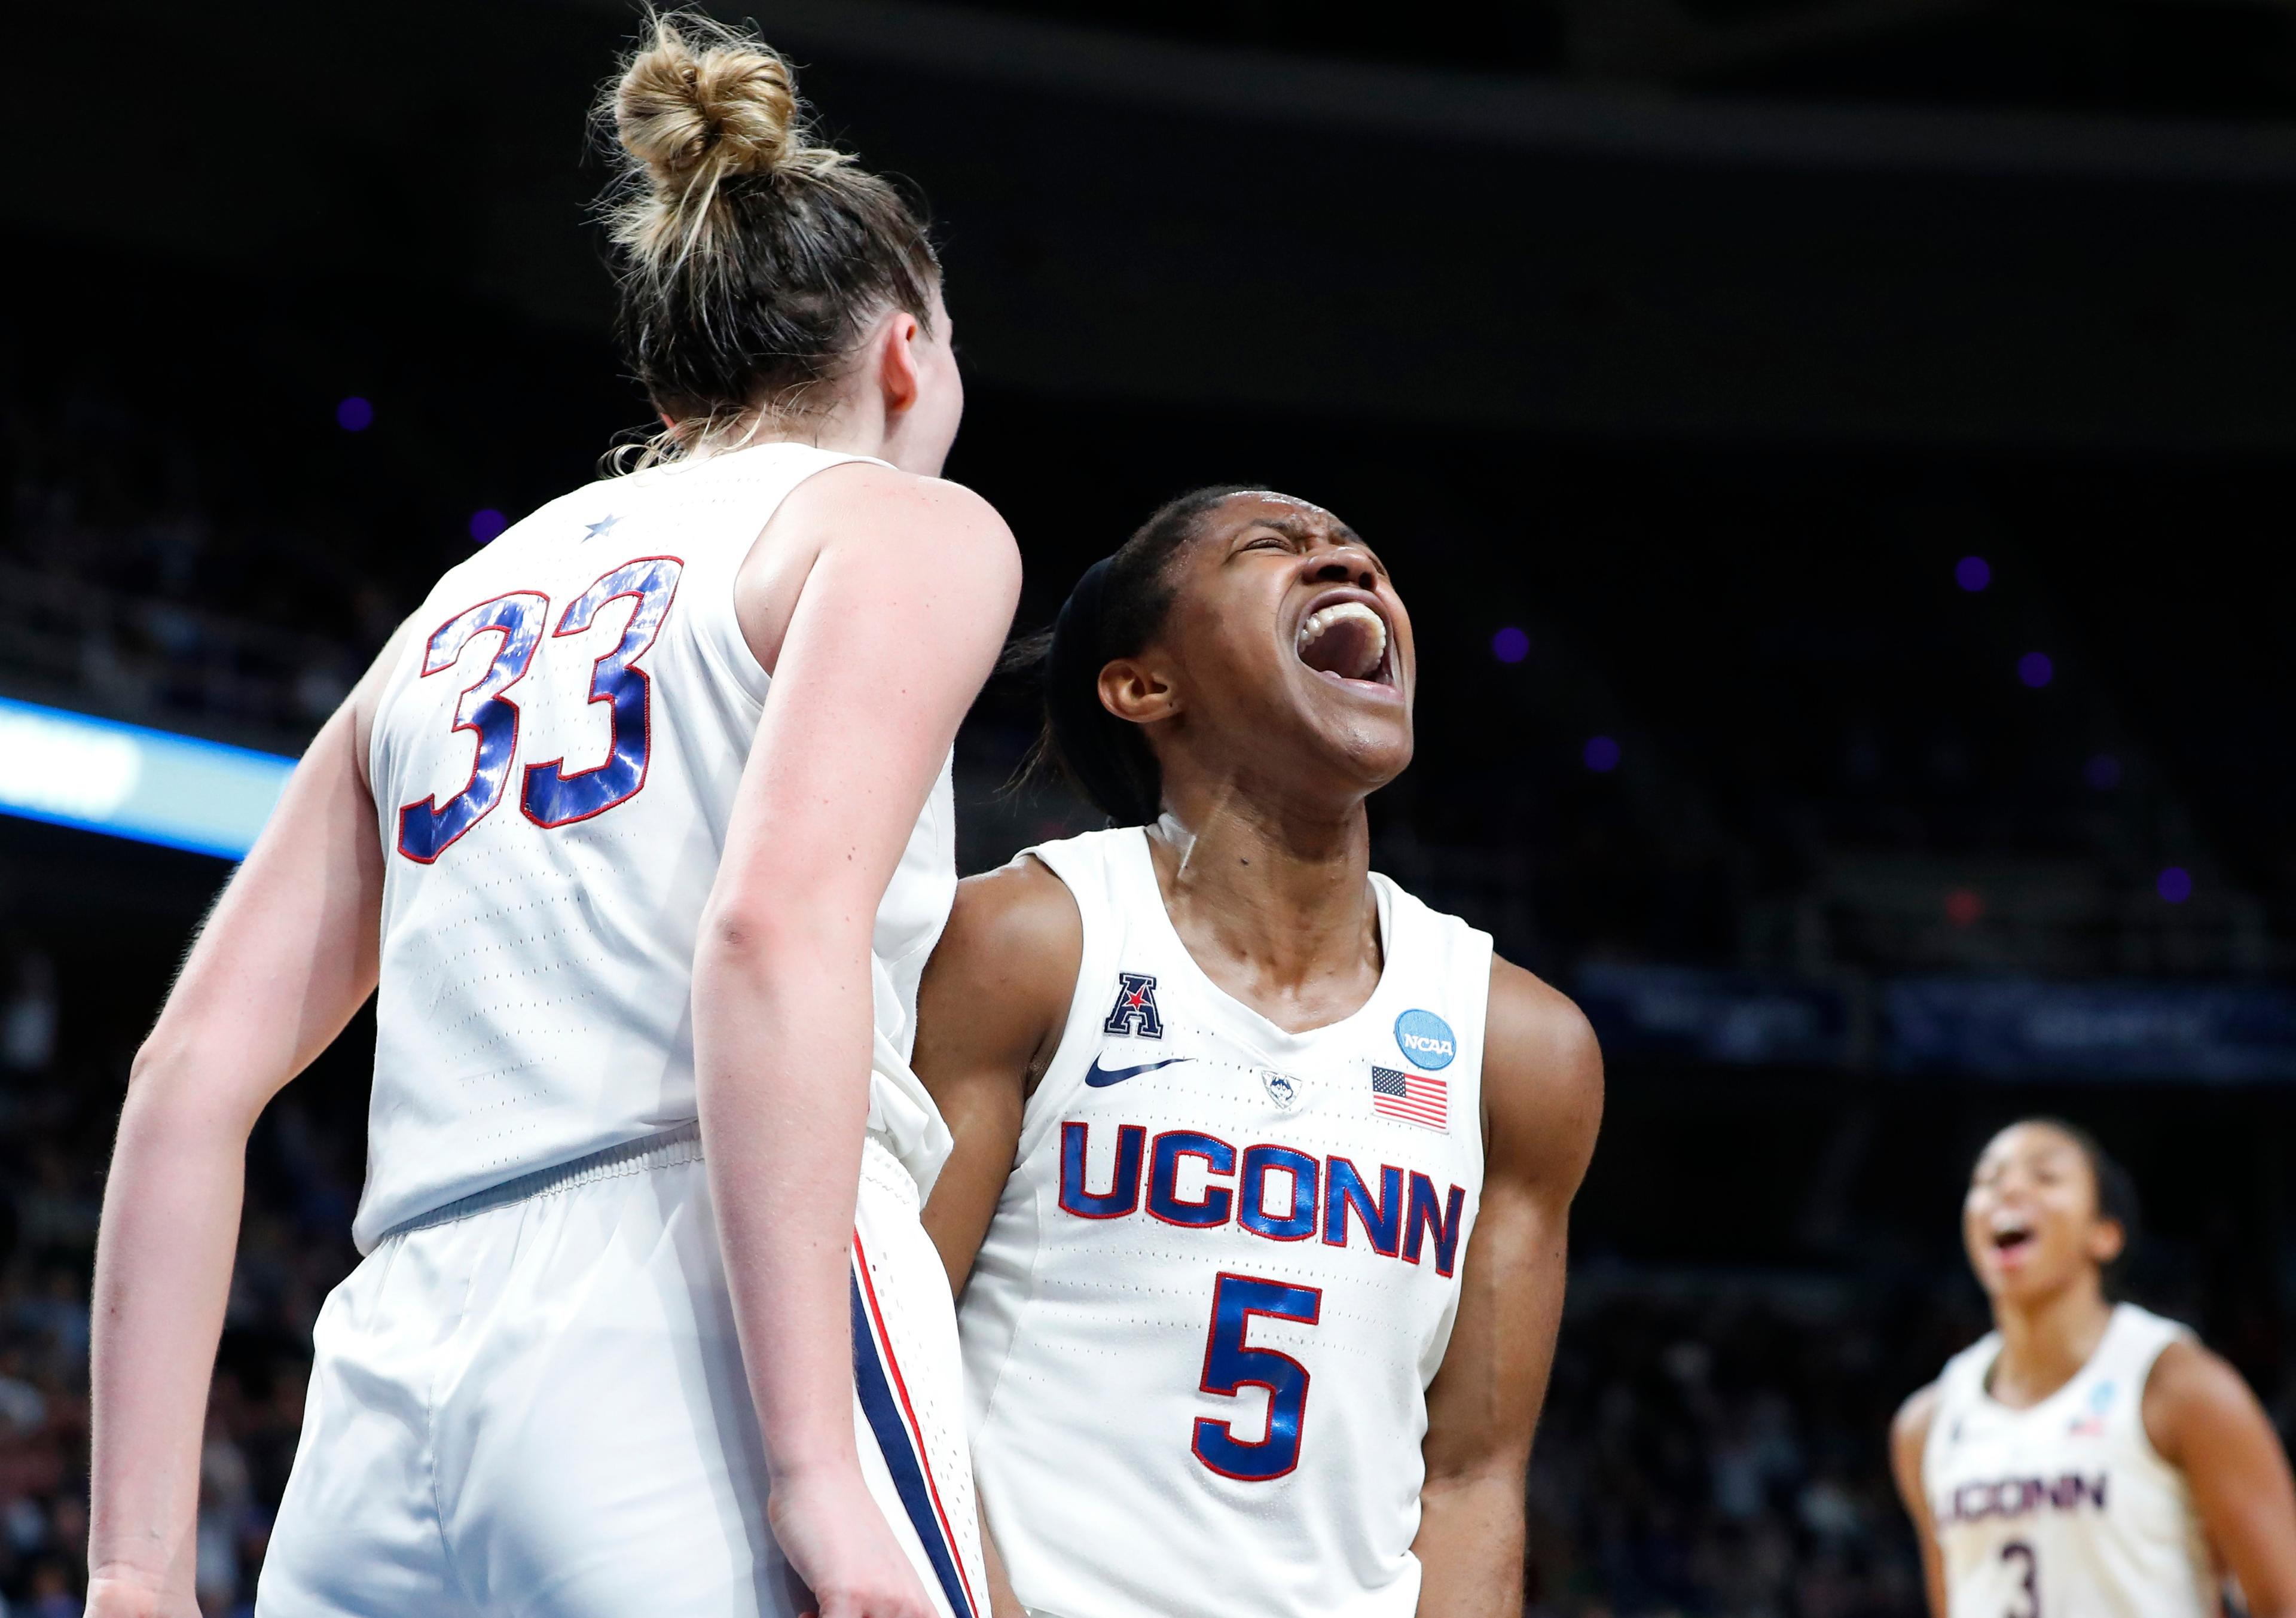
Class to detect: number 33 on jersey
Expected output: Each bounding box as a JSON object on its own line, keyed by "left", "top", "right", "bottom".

{"left": 356, "top": 447, "right": 961, "bottom": 1253}
{"left": 394, "top": 557, "right": 682, "bottom": 861}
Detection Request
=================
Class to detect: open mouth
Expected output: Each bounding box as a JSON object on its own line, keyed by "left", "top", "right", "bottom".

{"left": 1990, "top": 1219, "right": 2037, "bottom": 1261}
{"left": 1295, "top": 594, "right": 1396, "bottom": 691}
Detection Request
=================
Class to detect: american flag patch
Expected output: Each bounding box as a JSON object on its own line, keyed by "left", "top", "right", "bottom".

{"left": 1371, "top": 1064, "right": 1447, "bottom": 1131}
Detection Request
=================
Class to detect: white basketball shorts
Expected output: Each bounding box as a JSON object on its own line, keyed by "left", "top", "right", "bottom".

{"left": 257, "top": 1128, "right": 982, "bottom": 1618}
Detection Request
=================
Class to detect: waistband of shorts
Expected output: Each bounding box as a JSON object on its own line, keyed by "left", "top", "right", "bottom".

{"left": 859, "top": 1131, "right": 921, "bottom": 1213}
{"left": 378, "top": 1121, "right": 705, "bottom": 1240}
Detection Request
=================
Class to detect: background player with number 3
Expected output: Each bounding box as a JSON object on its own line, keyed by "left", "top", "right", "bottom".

{"left": 911, "top": 487, "right": 1604, "bottom": 1616}
{"left": 1892, "top": 1119, "right": 2296, "bottom": 1617}
{"left": 86, "top": 16, "right": 1016, "bottom": 1617}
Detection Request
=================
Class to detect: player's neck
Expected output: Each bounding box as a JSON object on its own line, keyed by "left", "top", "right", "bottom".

{"left": 674, "top": 398, "right": 935, "bottom": 474}
{"left": 1989, "top": 1277, "right": 2115, "bottom": 1408}
{"left": 1144, "top": 794, "right": 1381, "bottom": 1024}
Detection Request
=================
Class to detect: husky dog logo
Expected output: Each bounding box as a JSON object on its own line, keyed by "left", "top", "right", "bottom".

{"left": 1103, "top": 972, "right": 1165, "bottom": 1039}
{"left": 1262, "top": 1070, "right": 1302, "bottom": 1110}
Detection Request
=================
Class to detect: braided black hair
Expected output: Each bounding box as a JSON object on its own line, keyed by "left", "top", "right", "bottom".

{"left": 1013, "top": 485, "right": 1258, "bottom": 824}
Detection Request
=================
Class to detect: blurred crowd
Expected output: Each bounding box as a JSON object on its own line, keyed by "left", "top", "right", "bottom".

{"left": 0, "top": 380, "right": 393, "bottom": 742}
{"left": 1523, "top": 1288, "right": 1969, "bottom": 1618}
{"left": 0, "top": 944, "right": 361, "bottom": 1617}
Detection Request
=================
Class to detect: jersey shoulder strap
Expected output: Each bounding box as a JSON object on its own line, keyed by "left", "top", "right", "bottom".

{"left": 621, "top": 443, "right": 889, "bottom": 707}
{"left": 2095, "top": 1303, "right": 2193, "bottom": 1415}
{"left": 1369, "top": 874, "right": 1495, "bottom": 1153}
{"left": 1923, "top": 1331, "right": 2001, "bottom": 1486}
{"left": 1016, "top": 828, "right": 1152, "bottom": 1137}
{"left": 1935, "top": 1332, "right": 2004, "bottom": 1418}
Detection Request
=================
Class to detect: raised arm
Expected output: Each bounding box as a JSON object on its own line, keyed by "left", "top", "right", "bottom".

{"left": 1889, "top": 1382, "right": 1949, "bottom": 1618}
{"left": 911, "top": 856, "right": 1080, "bottom": 1292}
{"left": 2145, "top": 1338, "right": 2296, "bottom": 1618}
{"left": 694, "top": 463, "right": 1018, "bottom": 1618}
{"left": 88, "top": 627, "right": 409, "bottom": 1618}
{"left": 1412, "top": 957, "right": 1602, "bottom": 1617}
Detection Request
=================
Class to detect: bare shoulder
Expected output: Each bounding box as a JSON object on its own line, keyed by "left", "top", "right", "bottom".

{"left": 738, "top": 460, "right": 1019, "bottom": 671}
{"left": 2142, "top": 1335, "right": 2268, "bottom": 1465}
{"left": 784, "top": 460, "right": 1018, "bottom": 567}
{"left": 1891, "top": 1381, "right": 1942, "bottom": 1519}
{"left": 918, "top": 853, "right": 1086, "bottom": 1055}
{"left": 1482, "top": 955, "right": 1604, "bottom": 1177}
{"left": 1893, "top": 1379, "right": 1942, "bottom": 1458}
{"left": 942, "top": 854, "right": 1084, "bottom": 979}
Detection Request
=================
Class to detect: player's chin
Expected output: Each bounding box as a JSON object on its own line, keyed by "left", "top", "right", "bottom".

{"left": 1307, "top": 716, "right": 1414, "bottom": 789}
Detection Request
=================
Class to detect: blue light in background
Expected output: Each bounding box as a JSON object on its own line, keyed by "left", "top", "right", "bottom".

{"left": 469, "top": 508, "right": 508, "bottom": 544}
{"left": 1492, "top": 626, "right": 1530, "bottom": 664}
{"left": 0, "top": 698, "right": 295, "bottom": 860}
{"left": 1955, "top": 555, "right": 1990, "bottom": 592}
{"left": 2158, "top": 866, "right": 2193, "bottom": 904}
{"left": 1584, "top": 735, "right": 1621, "bottom": 773}
{"left": 336, "top": 396, "right": 374, "bottom": 433}
{"left": 2017, "top": 651, "right": 2054, "bottom": 688}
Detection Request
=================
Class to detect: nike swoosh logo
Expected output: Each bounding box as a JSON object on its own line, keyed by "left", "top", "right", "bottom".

{"left": 1085, "top": 1054, "right": 1187, "bottom": 1088}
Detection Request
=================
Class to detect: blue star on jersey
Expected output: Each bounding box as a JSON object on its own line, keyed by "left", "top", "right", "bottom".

{"left": 1103, "top": 972, "right": 1164, "bottom": 1039}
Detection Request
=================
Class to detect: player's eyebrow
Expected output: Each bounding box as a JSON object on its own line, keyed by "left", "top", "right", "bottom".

{"left": 1241, "top": 514, "right": 1378, "bottom": 559}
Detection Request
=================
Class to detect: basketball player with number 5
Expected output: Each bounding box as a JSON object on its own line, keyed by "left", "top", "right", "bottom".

{"left": 910, "top": 488, "right": 1603, "bottom": 1617}
{"left": 1894, "top": 1120, "right": 2296, "bottom": 1618}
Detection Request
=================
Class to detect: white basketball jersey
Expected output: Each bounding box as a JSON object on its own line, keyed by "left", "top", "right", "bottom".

{"left": 1923, "top": 1303, "right": 2219, "bottom": 1618}
{"left": 355, "top": 442, "right": 957, "bottom": 1250}
{"left": 960, "top": 827, "right": 1494, "bottom": 1618}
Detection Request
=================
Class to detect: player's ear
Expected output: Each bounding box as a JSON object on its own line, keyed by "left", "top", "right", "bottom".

{"left": 2088, "top": 1217, "right": 2126, "bottom": 1266}
{"left": 1098, "top": 655, "right": 1180, "bottom": 726}
{"left": 872, "top": 307, "right": 924, "bottom": 422}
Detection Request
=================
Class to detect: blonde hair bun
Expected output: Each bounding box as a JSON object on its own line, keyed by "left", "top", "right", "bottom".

{"left": 595, "top": 8, "right": 940, "bottom": 464}
{"left": 609, "top": 11, "right": 831, "bottom": 267}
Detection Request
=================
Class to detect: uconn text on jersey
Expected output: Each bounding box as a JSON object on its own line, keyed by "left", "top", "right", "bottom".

{"left": 1056, "top": 1120, "right": 1469, "bottom": 1276}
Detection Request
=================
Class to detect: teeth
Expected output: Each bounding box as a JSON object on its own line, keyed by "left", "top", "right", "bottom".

{"left": 1296, "top": 601, "right": 1388, "bottom": 669}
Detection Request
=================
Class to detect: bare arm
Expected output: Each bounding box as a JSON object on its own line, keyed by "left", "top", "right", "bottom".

{"left": 910, "top": 857, "right": 1079, "bottom": 1618}
{"left": 1889, "top": 1382, "right": 1949, "bottom": 1618}
{"left": 911, "top": 857, "right": 1080, "bottom": 1292}
{"left": 2145, "top": 1338, "right": 2296, "bottom": 1617}
{"left": 1412, "top": 958, "right": 1602, "bottom": 1617}
{"left": 694, "top": 464, "right": 1018, "bottom": 1614}
{"left": 88, "top": 630, "right": 407, "bottom": 1618}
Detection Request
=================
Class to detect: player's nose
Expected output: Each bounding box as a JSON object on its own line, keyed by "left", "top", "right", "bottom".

{"left": 1301, "top": 544, "right": 1380, "bottom": 594}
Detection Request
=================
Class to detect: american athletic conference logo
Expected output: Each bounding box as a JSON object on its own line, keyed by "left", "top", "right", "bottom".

{"left": 1104, "top": 972, "right": 1165, "bottom": 1039}
{"left": 1394, "top": 1008, "right": 1457, "bottom": 1070}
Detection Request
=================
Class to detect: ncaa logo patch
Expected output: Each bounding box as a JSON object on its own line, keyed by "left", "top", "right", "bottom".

{"left": 1104, "top": 972, "right": 1165, "bottom": 1039}
{"left": 1261, "top": 1069, "right": 1302, "bottom": 1110}
{"left": 1394, "top": 1008, "right": 1457, "bottom": 1071}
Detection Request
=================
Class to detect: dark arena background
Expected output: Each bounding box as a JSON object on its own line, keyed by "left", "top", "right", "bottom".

{"left": 10, "top": 1, "right": 2296, "bottom": 1613}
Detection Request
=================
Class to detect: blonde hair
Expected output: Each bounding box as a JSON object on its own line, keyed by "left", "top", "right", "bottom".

{"left": 595, "top": 10, "right": 939, "bottom": 463}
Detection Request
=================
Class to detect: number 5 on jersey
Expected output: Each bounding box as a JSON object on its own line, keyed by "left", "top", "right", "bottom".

{"left": 1193, "top": 1272, "right": 1322, "bottom": 1482}
{"left": 396, "top": 558, "right": 683, "bottom": 863}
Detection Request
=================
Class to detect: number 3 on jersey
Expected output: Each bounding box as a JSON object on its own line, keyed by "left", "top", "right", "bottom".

{"left": 1193, "top": 1272, "right": 1322, "bottom": 1482}
{"left": 396, "top": 557, "right": 683, "bottom": 862}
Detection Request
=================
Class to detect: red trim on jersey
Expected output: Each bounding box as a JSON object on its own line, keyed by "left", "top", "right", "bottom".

{"left": 850, "top": 1229, "right": 981, "bottom": 1618}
